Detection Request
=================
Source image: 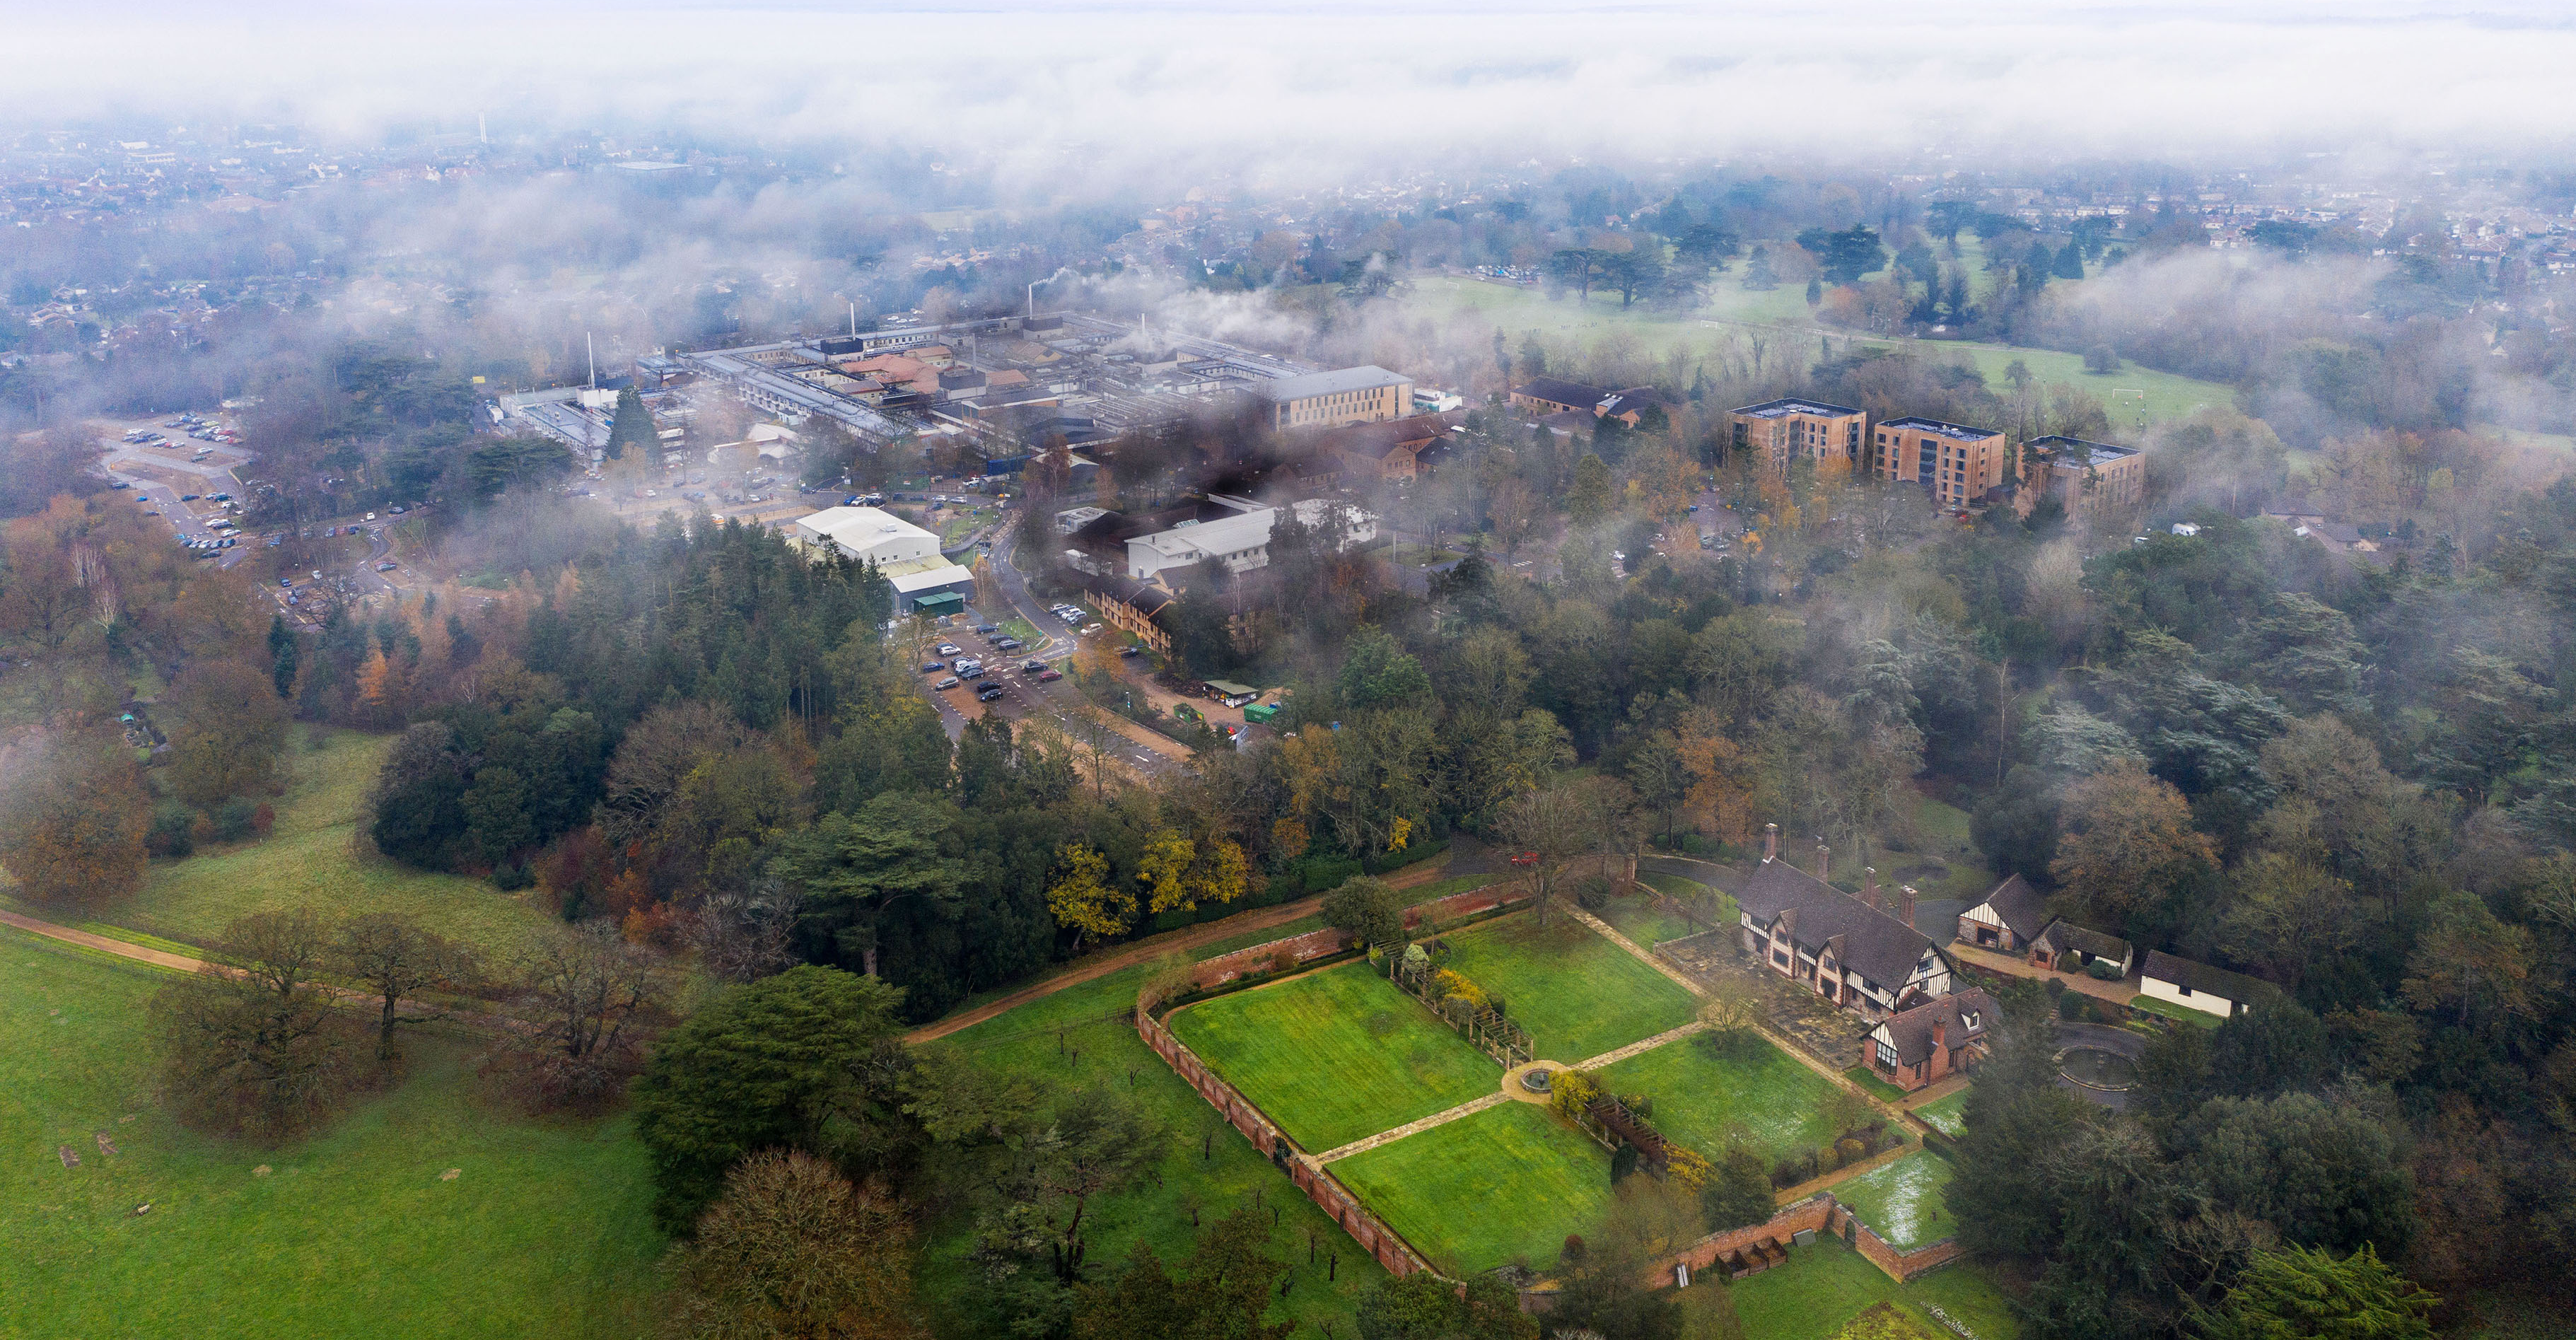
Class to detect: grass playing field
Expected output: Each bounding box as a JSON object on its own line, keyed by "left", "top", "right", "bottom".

{"left": 1329, "top": 1100, "right": 1614, "bottom": 1276}
{"left": 0, "top": 928, "right": 662, "bottom": 1339}
{"left": 1401, "top": 272, "right": 2240, "bottom": 433}
{"left": 1592, "top": 1032, "right": 1845, "bottom": 1165}
{"left": 1830, "top": 1150, "right": 1958, "bottom": 1250}
{"left": 52, "top": 727, "right": 569, "bottom": 967}
{"left": 1167, "top": 962, "right": 1496, "bottom": 1152}
{"left": 1727, "top": 1235, "right": 2020, "bottom": 1340}
{"left": 1912, "top": 1089, "right": 1969, "bottom": 1137}
{"left": 1435, "top": 911, "right": 1700, "bottom": 1062}
{"left": 916, "top": 957, "right": 1389, "bottom": 1338}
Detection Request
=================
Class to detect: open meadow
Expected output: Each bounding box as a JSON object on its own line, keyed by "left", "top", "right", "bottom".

{"left": 0, "top": 930, "right": 662, "bottom": 1339}
{"left": 29, "top": 726, "right": 571, "bottom": 967}
{"left": 1167, "top": 960, "right": 1496, "bottom": 1152}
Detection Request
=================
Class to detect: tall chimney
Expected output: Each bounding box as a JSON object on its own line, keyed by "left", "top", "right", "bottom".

{"left": 1933, "top": 1018, "right": 1946, "bottom": 1054}
{"left": 1899, "top": 884, "right": 1918, "bottom": 929}
{"left": 1762, "top": 823, "right": 1778, "bottom": 863}
{"left": 1863, "top": 866, "right": 1879, "bottom": 910}
{"left": 1816, "top": 844, "right": 1830, "bottom": 885}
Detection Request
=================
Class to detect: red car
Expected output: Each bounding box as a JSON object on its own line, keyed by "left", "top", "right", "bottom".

{"left": 1036, "top": 669, "right": 1063, "bottom": 682}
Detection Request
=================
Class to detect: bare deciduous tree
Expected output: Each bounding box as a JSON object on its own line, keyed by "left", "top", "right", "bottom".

{"left": 337, "top": 913, "right": 482, "bottom": 1061}
{"left": 491, "top": 923, "right": 665, "bottom": 1109}
{"left": 154, "top": 909, "right": 355, "bottom": 1138}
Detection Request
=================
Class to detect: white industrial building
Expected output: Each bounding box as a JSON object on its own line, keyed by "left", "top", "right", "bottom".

{"left": 791, "top": 506, "right": 977, "bottom": 611}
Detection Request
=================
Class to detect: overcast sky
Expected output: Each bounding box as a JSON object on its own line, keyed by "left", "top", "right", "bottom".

{"left": 9, "top": 3, "right": 2573, "bottom": 180}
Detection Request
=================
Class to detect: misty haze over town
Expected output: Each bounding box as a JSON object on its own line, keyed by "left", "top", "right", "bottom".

{"left": 2, "top": 5, "right": 2574, "bottom": 1340}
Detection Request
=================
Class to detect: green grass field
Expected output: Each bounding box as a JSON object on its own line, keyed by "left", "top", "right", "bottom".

{"left": 1167, "top": 962, "right": 1496, "bottom": 1152}
{"left": 1438, "top": 911, "right": 1699, "bottom": 1062}
{"left": 1402, "top": 272, "right": 2239, "bottom": 433}
{"left": 1729, "top": 1237, "right": 2021, "bottom": 1340}
{"left": 0, "top": 929, "right": 661, "bottom": 1339}
{"left": 1831, "top": 1150, "right": 1957, "bottom": 1249}
{"left": 1331, "top": 1100, "right": 1613, "bottom": 1276}
{"left": 1912, "top": 1090, "right": 1969, "bottom": 1137}
{"left": 49, "top": 727, "right": 569, "bottom": 967}
{"left": 918, "top": 957, "right": 1389, "bottom": 1338}
{"left": 1592, "top": 1034, "right": 1844, "bottom": 1165}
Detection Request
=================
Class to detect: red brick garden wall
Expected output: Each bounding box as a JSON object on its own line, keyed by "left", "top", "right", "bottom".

{"left": 1136, "top": 1003, "right": 1435, "bottom": 1278}
{"left": 1189, "top": 928, "right": 1353, "bottom": 990}
{"left": 1186, "top": 882, "right": 1528, "bottom": 991}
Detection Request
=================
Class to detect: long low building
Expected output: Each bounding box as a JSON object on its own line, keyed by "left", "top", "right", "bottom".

{"left": 791, "top": 506, "right": 974, "bottom": 610}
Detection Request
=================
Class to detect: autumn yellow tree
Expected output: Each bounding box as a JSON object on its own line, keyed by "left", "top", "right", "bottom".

{"left": 2049, "top": 762, "right": 2216, "bottom": 928}
{"left": 1675, "top": 725, "right": 1756, "bottom": 848}
{"left": 0, "top": 727, "right": 150, "bottom": 907}
{"left": 1044, "top": 842, "right": 1132, "bottom": 945}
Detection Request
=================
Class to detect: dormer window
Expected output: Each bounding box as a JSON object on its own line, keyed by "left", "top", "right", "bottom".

{"left": 1961, "top": 1010, "right": 1981, "bottom": 1030}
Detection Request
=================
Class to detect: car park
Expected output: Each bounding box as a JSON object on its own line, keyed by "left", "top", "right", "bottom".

{"left": 934, "top": 675, "right": 960, "bottom": 689}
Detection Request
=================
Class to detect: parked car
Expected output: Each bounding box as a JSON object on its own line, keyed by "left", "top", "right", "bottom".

{"left": 974, "top": 623, "right": 999, "bottom": 634}
{"left": 977, "top": 684, "right": 1006, "bottom": 701}
{"left": 934, "top": 676, "right": 960, "bottom": 689}
{"left": 1021, "top": 659, "right": 1049, "bottom": 673}
{"left": 376, "top": 561, "right": 398, "bottom": 572}
{"left": 1118, "top": 645, "right": 1143, "bottom": 657}
{"left": 921, "top": 661, "right": 945, "bottom": 673}
{"left": 994, "top": 637, "right": 1022, "bottom": 651}
{"left": 936, "top": 643, "right": 961, "bottom": 656}
{"left": 280, "top": 577, "right": 294, "bottom": 588}
{"left": 1036, "top": 669, "right": 1063, "bottom": 682}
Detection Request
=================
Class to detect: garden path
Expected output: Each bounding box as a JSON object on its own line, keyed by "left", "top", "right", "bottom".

{"left": 1947, "top": 940, "right": 2140, "bottom": 1004}
{"left": 0, "top": 909, "right": 206, "bottom": 973}
{"left": 1312, "top": 1092, "right": 1509, "bottom": 1164}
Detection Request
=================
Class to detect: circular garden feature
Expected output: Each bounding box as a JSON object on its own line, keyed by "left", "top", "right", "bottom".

{"left": 2056, "top": 1045, "right": 2140, "bottom": 1091}
{"left": 1520, "top": 1066, "right": 1554, "bottom": 1095}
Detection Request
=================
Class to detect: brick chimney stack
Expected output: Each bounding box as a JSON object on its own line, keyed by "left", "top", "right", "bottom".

{"left": 1863, "top": 866, "right": 1879, "bottom": 910}
{"left": 1899, "top": 884, "right": 1918, "bottom": 929}
{"left": 1762, "top": 823, "right": 1778, "bottom": 863}
{"left": 1933, "top": 1017, "right": 1946, "bottom": 1054}
{"left": 1816, "top": 844, "right": 1830, "bottom": 885}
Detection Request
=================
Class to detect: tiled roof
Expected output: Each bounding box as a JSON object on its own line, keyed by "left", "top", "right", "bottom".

{"left": 1971, "top": 874, "right": 2051, "bottom": 942}
{"left": 2143, "top": 950, "right": 2271, "bottom": 1003}
{"left": 1878, "top": 988, "right": 1997, "bottom": 1066}
{"left": 1738, "top": 858, "right": 1941, "bottom": 989}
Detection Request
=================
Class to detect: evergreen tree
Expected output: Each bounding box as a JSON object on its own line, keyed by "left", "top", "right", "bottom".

{"left": 605, "top": 385, "right": 655, "bottom": 462}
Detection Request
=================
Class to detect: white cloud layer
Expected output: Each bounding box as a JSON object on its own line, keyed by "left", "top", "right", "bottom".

{"left": 9, "top": 1, "right": 2576, "bottom": 183}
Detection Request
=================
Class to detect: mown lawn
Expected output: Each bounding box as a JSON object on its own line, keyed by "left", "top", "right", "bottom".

{"left": 1729, "top": 1236, "right": 2022, "bottom": 1340}
{"left": 1331, "top": 1101, "right": 1612, "bottom": 1276}
{"left": 1619, "top": 875, "right": 1736, "bottom": 947}
{"left": 1168, "top": 962, "right": 1495, "bottom": 1152}
{"left": 1437, "top": 911, "right": 1699, "bottom": 1063}
{"left": 1913, "top": 1089, "right": 1970, "bottom": 1137}
{"left": 1831, "top": 1150, "right": 1957, "bottom": 1249}
{"left": 74, "top": 727, "right": 567, "bottom": 966}
{"left": 0, "top": 929, "right": 662, "bottom": 1339}
{"left": 1593, "top": 1034, "right": 1843, "bottom": 1165}
{"left": 917, "top": 959, "right": 1389, "bottom": 1339}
